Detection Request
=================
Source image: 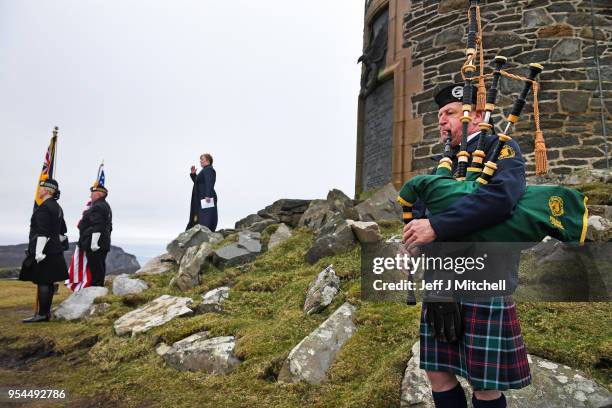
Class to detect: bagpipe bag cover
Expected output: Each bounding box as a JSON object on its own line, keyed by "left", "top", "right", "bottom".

{"left": 399, "top": 174, "right": 588, "bottom": 243}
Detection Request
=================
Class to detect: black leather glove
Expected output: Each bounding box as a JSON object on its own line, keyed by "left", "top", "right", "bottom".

{"left": 425, "top": 301, "right": 463, "bottom": 343}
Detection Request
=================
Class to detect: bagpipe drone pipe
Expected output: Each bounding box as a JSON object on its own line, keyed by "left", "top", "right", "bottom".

{"left": 398, "top": 62, "right": 588, "bottom": 244}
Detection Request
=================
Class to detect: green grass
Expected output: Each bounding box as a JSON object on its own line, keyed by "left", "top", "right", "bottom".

{"left": 0, "top": 227, "right": 610, "bottom": 407}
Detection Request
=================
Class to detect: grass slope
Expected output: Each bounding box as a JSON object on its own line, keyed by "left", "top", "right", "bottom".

{"left": 0, "top": 223, "right": 610, "bottom": 407}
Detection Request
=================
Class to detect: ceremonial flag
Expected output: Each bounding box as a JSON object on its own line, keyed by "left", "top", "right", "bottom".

{"left": 65, "top": 162, "right": 105, "bottom": 292}
{"left": 33, "top": 127, "right": 58, "bottom": 209}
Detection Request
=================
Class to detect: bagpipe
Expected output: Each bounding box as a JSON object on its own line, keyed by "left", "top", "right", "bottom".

{"left": 397, "top": 0, "right": 588, "bottom": 244}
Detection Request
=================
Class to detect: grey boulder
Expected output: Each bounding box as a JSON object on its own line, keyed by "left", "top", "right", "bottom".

{"left": 198, "top": 286, "right": 230, "bottom": 313}
{"left": 305, "top": 215, "right": 357, "bottom": 264}
{"left": 400, "top": 341, "right": 612, "bottom": 408}
{"left": 234, "top": 213, "right": 266, "bottom": 230}
{"left": 268, "top": 223, "right": 293, "bottom": 250}
{"left": 586, "top": 215, "right": 612, "bottom": 242}
{"left": 112, "top": 274, "right": 148, "bottom": 296}
{"left": 156, "top": 332, "right": 240, "bottom": 374}
{"left": 248, "top": 219, "right": 278, "bottom": 233}
{"left": 355, "top": 183, "right": 402, "bottom": 222}
{"left": 299, "top": 189, "right": 358, "bottom": 232}
{"left": 54, "top": 286, "right": 109, "bottom": 321}
{"left": 114, "top": 294, "right": 193, "bottom": 336}
{"left": 347, "top": 220, "right": 382, "bottom": 243}
{"left": 170, "top": 242, "right": 213, "bottom": 291}
{"left": 303, "top": 265, "right": 340, "bottom": 315}
{"left": 135, "top": 254, "right": 176, "bottom": 275}
{"left": 166, "top": 225, "right": 222, "bottom": 262}
{"left": 278, "top": 302, "right": 357, "bottom": 384}
{"left": 213, "top": 231, "right": 262, "bottom": 268}
{"left": 238, "top": 231, "right": 262, "bottom": 253}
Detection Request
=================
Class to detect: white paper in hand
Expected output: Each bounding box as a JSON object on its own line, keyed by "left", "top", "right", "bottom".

{"left": 200, "top": 199, "right": 215, "bottom": 209}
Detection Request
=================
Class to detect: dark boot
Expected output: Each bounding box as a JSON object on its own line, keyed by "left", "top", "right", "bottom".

{"left": 22, "top": 284, "right": 53, "bottom": 323}
{"left": 22, "top": 314, "right": 50, "bottom": 323}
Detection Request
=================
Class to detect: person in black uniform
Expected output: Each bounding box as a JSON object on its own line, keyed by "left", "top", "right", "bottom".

{"left": 78, "top": 183, "right": 112, "bottom": 287}
{"left": 187, "top": 153, "right": 217, "bottom": 231}
{"left": 19, "top": 179, "right": 69, "bottom": 323}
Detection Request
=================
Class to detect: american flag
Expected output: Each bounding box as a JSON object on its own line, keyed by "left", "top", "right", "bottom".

{"left": 65, "top": 163, "right": 105, "bottom": 292}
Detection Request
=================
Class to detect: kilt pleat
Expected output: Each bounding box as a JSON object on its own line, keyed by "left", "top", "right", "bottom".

{"left": 419, "top": 296, "right": 531, "bottom": 390}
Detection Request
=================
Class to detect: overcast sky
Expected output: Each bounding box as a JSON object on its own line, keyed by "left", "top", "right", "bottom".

{"left": 0, "top": 0, "right": 364, "bottom": 255}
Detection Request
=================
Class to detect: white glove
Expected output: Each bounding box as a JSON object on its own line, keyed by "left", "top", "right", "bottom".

{"left": 35, "top": 236, "right": 49, "bottom": 263}
{"left": 91, "top": 232, "right": 101, "bottom": 252}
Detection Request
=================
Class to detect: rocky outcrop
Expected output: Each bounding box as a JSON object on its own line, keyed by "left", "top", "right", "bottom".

{"left": 234, "top": 214, "right": 266, "bottom": 231}
{"left": 257, "top": 199, "right": 311, "bottom": 228}
{"left": 213, "top": 231, "right": 262, "bottom": 268}
{"left": 248, "top": 219, "right": 278, "bottom": 233}
{"left": 347, "top": 220, "right": 381, "bottom": 243}
{"left": 166, "top": 225, "right": 222, "bottom": 262}
{"left": 355, "top": 183, "right": 402, "bottom": 222}
{"left": 400, "top": 341, "right": 612, "bottom": 408}
{"left": 170, "top": 242, "right": 213, "bottom": 291}
{"left": 104, "top": 246, "right": 141, "bottom": 275}
{"left": 114, "top": 295, "right": 193, "bottom": 336}
{"left": 112, "top": 274, "right": 148, "bottom": 296}
{"left": 54, "top": 287, "right": 109, "bottom": 321}
{"left": 135, "top": 254, "right": 176, "bottom": 275}
{"left": 299, "top": 189, "right": 359, "bottom": 232}
{"left": 305, "top": 215, "right": 357, "bottom": 264}
{"left": 278, "top": 302, "right": 357, "bottom": 384}
{"left": 303, "top": 265, "right": 340, "bottom": 315}
{"left": 156, "top": 332, "right": 240, "bottom": 374}
{"left": 268, "top": 223, "right": 293, "bottom": 250}
{"left": 197, "top": 286, "right": 230, "bottom": 313}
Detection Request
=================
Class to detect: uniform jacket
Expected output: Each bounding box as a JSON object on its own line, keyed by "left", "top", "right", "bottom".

{"left": 413, "top": 133, "right": 526, "bottom": 241}
{"left": 28, "top": 198, "right": 67, "bottom": 255}
{"left": 78, "top": 198, "right": 113, "bottom": 251}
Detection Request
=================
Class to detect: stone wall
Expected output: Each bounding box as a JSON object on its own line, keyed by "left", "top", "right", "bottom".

{"left": 402, "top": 0, "right": 611, "bottom": 176}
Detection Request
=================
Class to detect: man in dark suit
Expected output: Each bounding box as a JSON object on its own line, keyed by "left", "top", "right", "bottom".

{"left": 187, "top": 153, "right": 217, "bottom": 231}
{"left": 78, "top": 183, "right": 112, "bottom": 286}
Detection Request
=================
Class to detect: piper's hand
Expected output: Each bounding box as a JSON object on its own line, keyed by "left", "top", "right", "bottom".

{"left": 403, "top": 219, "right": 436, "bottom": 245}
{"left": 190, "top": 166, "right": 196, "bottom": 174}
{"left": 35, "top": 253, "right": 46, "bottom": 263}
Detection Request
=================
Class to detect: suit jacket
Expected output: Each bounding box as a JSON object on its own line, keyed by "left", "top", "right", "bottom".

{"left": 28, "top": 198, "right": 67, "bottom": 255}
{"left": 78, "top": 198, "right": 113, "bottom": 251}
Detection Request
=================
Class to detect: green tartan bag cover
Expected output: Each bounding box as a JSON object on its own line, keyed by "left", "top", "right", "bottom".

{"left": 398, "top": 174, "right": 588, "bottom": 243}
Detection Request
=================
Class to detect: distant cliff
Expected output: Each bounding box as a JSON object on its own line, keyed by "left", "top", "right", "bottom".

{"left": 0, "top": 243, "right": 140, "bottom": 277}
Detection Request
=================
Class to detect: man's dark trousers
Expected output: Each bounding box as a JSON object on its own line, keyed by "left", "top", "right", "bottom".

{"left": 87, "top": 250, "right": 108, "bottom": 287}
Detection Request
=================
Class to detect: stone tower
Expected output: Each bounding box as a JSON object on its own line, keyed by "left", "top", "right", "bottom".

{"left": 355, "top": 0, "right": 610, "bottom": 196}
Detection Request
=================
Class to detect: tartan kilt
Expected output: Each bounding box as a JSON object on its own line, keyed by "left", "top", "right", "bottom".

{"left": 419, "top": 296, "right": 531, "bottom": 390}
